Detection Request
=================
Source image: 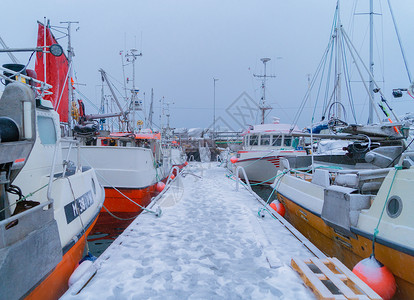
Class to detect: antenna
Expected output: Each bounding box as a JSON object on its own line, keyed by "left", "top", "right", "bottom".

{"left": 253, "top": 58, "right": 276, "bottom": 124}
{"left": 213, "top": 78, "right": 219, "bottom": 134}
{"left": 124, "top": 49, "right": 143, "bottom": 133}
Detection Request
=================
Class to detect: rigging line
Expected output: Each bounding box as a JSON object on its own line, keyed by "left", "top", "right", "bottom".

{"left": 322, "top": 5, "right": 339, "bottom": 118}
{"left": 291, "top": 7, "right": 338, "bottom": 129}
{"left": 56, "top": 61, "right": 72, "bottom": 111}
{"left": 106, "top": 71, "right": 129, "bottom": 91}
{"left": 387, "top": 0, "right": 412, "bottom": 83}
{"left": 291, "top": 40, "right": 332, "bottom": 129}
{"left": 341, "top": 27, "right": 388, "bottom": 123}
{"left": 379, "top": 0, "right": 385, "bottom": 86}
{"left": 341, "top": 33, "right": 357, "bottom": 123}
{"left": 323, "top": 77, "right": 339, "bottom": 118}
{"left": 312, "top": 38, "right": 332, "bottom": 121}
{"left": 49, "top": 26, "right": 68, "bottom": 36}
{"left": 74, "top": 89, "right": 100, "bottom": 111}
{"left": 322, "top": 38, "right": 335, "bottom": 118}
{"left": 348, "top": 0, "right": 358, "bottom": 38}
{"left": 320, "top": 40, "right": 335, "bottom": 119}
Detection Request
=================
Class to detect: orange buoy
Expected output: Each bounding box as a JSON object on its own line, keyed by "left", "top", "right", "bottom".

{"left": 184, "top": 161, "right": 189, "bottom": 166}
{"left": 156, "top": 182, "right": 165, "bottom": 193}
{"left": 230, "top": 156, "right": 238, "bottom": 164}
{"left": 269, "top": 201, "right": 285, "bottom": 217}
{"left": 352, "top": 256, "right": 396, "bottom": 300}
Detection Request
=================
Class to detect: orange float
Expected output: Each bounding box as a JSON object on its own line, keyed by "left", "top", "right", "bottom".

{"left": 269, "top": 201, "right": 285, "bottom": 217}
{"left": 352, "top": 256, "right": 396, "bottom": 300}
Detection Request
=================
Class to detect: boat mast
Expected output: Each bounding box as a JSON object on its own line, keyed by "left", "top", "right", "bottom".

{"left": 148, "top": 88, "right": 154, "bottom": 129}
{"left": 368, "top": 0, "right": 374, "bottom": 124}
{"left": 335, "top": 1, "right": 342, "bottom": 120}
{"left": 254, "top": 58, "right": 275, "bottom": 124}
{"left": 61, "top": 21, "right": 79, "bottom": 129}
{"left": 125, "top": 49, "right": 142, "bottom": 133}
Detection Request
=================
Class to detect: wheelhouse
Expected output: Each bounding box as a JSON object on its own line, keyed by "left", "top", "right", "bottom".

{"left": 244, "top": 133, "right": 304, "bottom": 149}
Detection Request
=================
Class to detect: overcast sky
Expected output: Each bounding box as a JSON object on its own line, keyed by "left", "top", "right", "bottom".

{"left": 1, "top": 0, "right": 414, "bottom": 131}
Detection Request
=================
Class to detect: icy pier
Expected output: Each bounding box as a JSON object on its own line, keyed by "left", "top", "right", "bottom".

{"left": 62, "top": 163, "right": 323, "bottom": 299}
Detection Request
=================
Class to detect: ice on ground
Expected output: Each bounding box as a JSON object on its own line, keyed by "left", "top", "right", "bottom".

{"left": 61, "top": 163, "right": 316, "bottom": 300}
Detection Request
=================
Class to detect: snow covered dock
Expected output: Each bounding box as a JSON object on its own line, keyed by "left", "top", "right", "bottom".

{"left": 62, "top": 163, "right": 324, "bottom": 299}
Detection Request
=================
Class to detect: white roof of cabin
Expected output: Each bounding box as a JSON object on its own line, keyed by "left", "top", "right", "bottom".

{"left": 244, "top": 121, "right": 302, "bottom": 135}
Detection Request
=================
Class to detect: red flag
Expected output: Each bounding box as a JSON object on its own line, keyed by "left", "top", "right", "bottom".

{"left": 35, "top": 22, "right": 69, "bottom": 122}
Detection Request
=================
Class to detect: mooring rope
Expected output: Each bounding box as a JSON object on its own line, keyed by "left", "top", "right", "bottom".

{"left": 371, "top": 165, "right": 401, "bottom": 257}
{"left": 0, "top": 179, "right": 58, "bottom": 214}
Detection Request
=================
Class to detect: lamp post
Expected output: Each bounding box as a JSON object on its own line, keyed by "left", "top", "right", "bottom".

{"left": 213, "top": 78, "right": 219, "bottom": 135}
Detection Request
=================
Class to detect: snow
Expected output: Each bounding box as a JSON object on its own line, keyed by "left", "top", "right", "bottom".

{"left": 61, "top": 163, "right": 317, "bottom": 300}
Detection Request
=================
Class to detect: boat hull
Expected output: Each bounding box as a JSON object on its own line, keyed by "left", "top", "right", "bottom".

{"left": 235, "top": 155, "right": 281, "bottom": 185}
{"left": 102, "top": 183, "right": 159, "bottom": 213}
{"left": 26, "top": 213, "right": 99, "bottom": 300}
{"left": 277, "top": 192, "right": 414, "bottom": 300}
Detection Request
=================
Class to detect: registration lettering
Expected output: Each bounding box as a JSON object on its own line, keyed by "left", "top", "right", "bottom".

{"left": 64, "top": 191, "right": 94, "bottom": 224}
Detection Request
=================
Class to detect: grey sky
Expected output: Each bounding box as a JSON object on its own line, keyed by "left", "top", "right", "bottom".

{"left": 1, "top": 0, "right": 413, "bottom": 131}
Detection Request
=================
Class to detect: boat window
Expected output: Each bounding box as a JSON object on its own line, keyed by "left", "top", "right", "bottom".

{"left": 387, "top": 196, "right": 403, "bottom": 218}
{"left": 272, "top": 135, "right": 282, "bottom": 146}
{"left": 292, "top": 137, "right": 299, "bottom": 148}
{"left": 37, "top": 116, "right": 57, "bottom": 145}
{"left": 261, "top": 135, "right": 270, "bottom": 146}
{"left": 284, "top": 137, "right": 292, "bottom": 147}
{"left": 249, "top": 135, "right": 258, "bottom": 146}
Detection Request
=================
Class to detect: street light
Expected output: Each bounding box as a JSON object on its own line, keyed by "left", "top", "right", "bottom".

{"left": 213, "top": 78, "right": 219, "bottom": 134}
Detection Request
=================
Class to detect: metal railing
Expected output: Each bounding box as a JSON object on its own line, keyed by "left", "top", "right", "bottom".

{"left": 148, "top": 165, "right": 183, "bottom": 210}
{"left": 47, "top": 139, "right": 82, "bottom": 203}
{"left": 235, "top": 166, "right": 252, "bottom": 192}
{"left": 0, "top": 65, "right": 53, "bottom": 96}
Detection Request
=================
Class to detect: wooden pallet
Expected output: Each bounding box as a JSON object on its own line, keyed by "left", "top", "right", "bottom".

{"left": 291, "top": 257, "right": 381, "bottom": 300}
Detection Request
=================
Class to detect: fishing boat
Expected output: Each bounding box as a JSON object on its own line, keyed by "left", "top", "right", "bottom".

{"left": 273, "top": 149, "right": 414, "bottom": 299}
{"left": 234, "top": 118, "right": 307, "bottom": 184}
{"left": 71, "top": 130, "right": 170, "bottom": 214}
{"left": 167, "top": 140, "right": 187, "bottom": 171}
{"left": 232, "top": 58, "right": 307, "bottom": 185}
{"left": 66, "top": 51, "right": 171, "bottom": 216}
{"left": 0, "top": 61, "right": 104, "bottom": 299}
{"left": 271, "top": 2, "right": 414, "bottom": 298}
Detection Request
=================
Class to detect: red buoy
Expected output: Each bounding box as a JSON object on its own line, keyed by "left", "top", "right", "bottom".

{"left": 269, "top": 201, "right": 285, "bottom": 217}
{"left": 156, "top": 182, "right": 165, "bottom": 193}
{"left": 170, "top": 174, "right": 175, "bottom": 180}
{"left": 352, "top": 256, "right": 396, "bottom": 300}
{"left": 230, "top": 156, "right": 238, "bottom": 164}
{"left": 184, "top": 161, "right": 189, "bottom": 166}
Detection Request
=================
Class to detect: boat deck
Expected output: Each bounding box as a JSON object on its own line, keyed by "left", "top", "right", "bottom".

{"left": 62, "top": 163, "right": 324, "bottom": 299}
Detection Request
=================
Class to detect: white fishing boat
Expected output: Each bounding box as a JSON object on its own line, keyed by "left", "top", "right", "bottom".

{"left": 234, "top": 118, "right": 307, "bottom": 184}
{"left": 70, "top": 130, "right": 170, "bottom": 214}
{"left": 66, "top": 51, "right": 171, "bottom": 215}
{"left": 0, "top": 58, "right": 104, "bottom": 299}
{"left": 232, "top": 58, "right": 307, "bottom": 185}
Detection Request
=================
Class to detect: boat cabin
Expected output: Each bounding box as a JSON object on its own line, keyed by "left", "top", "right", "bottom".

{"left": 242, "top": 119, "right": 306, "bottom": 151}
{"left": 243, "top": 133, "right": 304, "bottom": 150}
